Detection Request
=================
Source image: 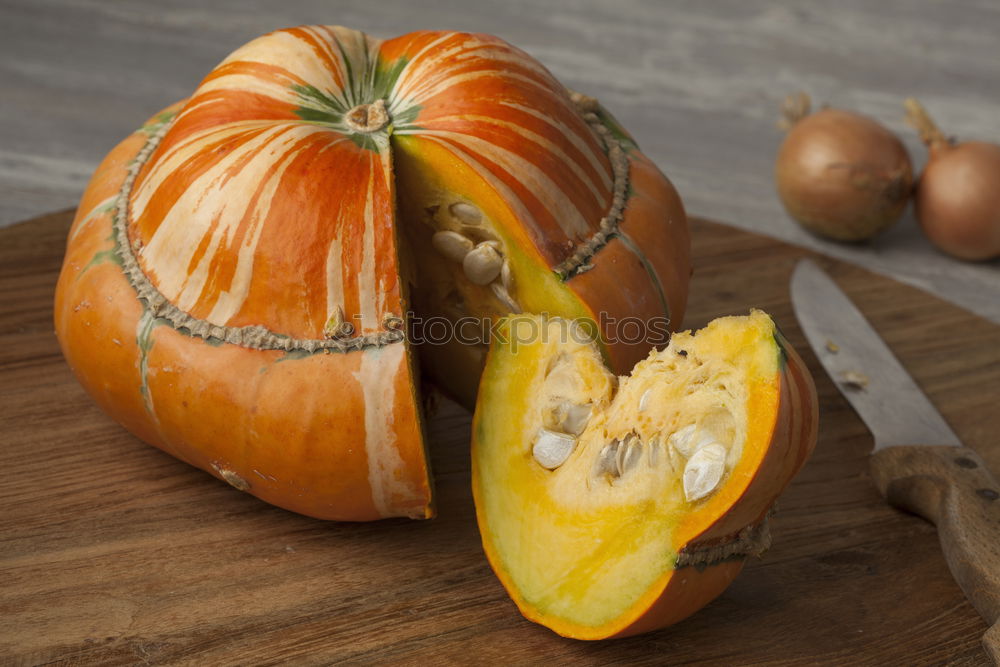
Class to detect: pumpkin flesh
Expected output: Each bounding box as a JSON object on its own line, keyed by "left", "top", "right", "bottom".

{"left": 472, "top": 311, "right": 817, "bottom": 638}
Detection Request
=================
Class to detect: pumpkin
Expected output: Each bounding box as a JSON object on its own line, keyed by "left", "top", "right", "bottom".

{"left": 472, "top": 310, "right": 817, "bottom": 638}
{"left": 54, "top": 26, "right": 690, "bottom": 521}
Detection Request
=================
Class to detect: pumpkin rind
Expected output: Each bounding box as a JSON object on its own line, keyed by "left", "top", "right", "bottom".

{"left": 55, "top": 26, "right": 691, "bottom": 521}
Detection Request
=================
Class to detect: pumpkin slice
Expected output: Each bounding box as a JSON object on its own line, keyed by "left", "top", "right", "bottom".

{"left": 472, "top": 310, "right": 817, "bottom": 638}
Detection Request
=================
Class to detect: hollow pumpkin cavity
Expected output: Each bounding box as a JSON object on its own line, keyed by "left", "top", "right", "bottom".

{"left": 472, "top": 310, "right": 801, "bottom": 638}
{"left": 392, "top": 134, "right": 602, "bottom": 408}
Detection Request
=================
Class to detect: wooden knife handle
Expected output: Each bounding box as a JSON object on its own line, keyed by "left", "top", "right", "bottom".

{"left": 870, "top": 445, "right": 1000, "bottom": 663}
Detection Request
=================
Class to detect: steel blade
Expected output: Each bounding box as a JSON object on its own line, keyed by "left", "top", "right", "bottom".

{"left": 791, "top": 259, "right": 961, "bottom": 450}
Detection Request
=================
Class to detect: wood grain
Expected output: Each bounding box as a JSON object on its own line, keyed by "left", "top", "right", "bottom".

{"left": 2, "top": 209, "right": 998, "bottom": 665}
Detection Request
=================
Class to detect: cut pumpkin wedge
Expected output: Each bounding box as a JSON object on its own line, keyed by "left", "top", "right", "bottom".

{"left": 471, "top": 310, "right": 817, "bottom": 639}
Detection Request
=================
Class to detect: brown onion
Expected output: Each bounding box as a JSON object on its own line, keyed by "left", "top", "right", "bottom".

{"left": 775, "top": 93, "right": 913, "bottom": 241}
{"left": 905, "top": 98, "right": 1000, "bottom": 261}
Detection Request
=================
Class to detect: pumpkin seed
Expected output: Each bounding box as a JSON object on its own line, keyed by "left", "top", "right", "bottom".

{"left": 668, "top": 424, "right": 696, "bottom": 455}
{"left": 648, "top": 433, "right": 661, "bottom": 466}
{"left": 558, "top": 402, "right": 592, "bottom": 436}
{"left": 669, "top": 424, "right": 715, "bottom": 458}
{"left": 449, "top": 201, "right": 483, "bottom": 225}
{"left": 683, "top": 443, "right": 727, "bottom": 501}
{"left": 592, "top": 440, "right": 620, "bottom": 479}
{"left": 432, "top": 230, "right": 474, "bottom": 263}
{"left": 615, "top": 436, "right": 630, "bottom": 476}
{"left": 638, "top": 388, "right": 652, "bottom": 412}
{"left": 615, "top": 433, "right": 643, "bottom": 477}
{"left": 621, "top": 436, "right": 643, "bottom": 476}
{"left": 463, "top": 242, "right": 503, "bottom": 285}
{"left": 501, "top": 260, "right": 514, "bottom": 292}
{"left": 533, "top": 428, "right": 577, "bottom": 470}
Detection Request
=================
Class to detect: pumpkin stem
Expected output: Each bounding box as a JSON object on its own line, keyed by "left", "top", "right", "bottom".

{"left": 345, "top": 99, "right": 390, "bottom": 133}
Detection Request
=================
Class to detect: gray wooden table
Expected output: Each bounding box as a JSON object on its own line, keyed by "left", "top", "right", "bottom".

{"left": 2, "top": 0, "right": 998, "bottom": 322}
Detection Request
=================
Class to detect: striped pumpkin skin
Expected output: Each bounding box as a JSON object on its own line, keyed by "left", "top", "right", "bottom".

{"left": 55, "top": 107, "right": 432, "bottom": 521}
{"left": 54, "top": 26, "right": 690, "bottom": 520}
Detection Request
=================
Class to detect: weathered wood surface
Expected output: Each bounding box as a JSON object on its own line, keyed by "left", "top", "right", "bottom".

{"left": 2, "top": 0, "right": 999, "bottom": 325}
{"left": 2, "top": 209, "right": 998, "bottom": 665}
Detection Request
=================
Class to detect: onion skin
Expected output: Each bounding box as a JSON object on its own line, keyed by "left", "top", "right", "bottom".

{"left": 915, "top": 141, "right": 1000, "bottom": 261}
{"left": 776, "top": 109, "right": 913, "bottom": 242}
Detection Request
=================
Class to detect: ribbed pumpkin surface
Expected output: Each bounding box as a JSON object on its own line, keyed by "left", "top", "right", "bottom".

{"left": 128, "top": 27, "right": 614, "bottom": 340}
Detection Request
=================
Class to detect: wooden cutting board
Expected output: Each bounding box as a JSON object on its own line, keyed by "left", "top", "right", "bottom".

{"left": 2, "top": 210, "right": 998, "bottom": 665}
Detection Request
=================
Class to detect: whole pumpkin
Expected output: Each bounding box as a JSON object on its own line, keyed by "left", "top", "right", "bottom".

{"left": 55, "top": 26, "right": 690, "bottom": 521}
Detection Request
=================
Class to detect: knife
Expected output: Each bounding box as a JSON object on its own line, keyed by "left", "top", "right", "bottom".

{"left": 790, "top": 259, "right": 1000, "bottom": 662}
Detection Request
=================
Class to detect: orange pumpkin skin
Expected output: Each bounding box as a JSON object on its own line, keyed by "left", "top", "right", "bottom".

{"left": 55, "top": 26, "right": 690, "bottom": 521}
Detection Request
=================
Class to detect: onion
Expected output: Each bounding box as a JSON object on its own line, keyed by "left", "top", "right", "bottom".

{"left": 905, "top": 99, "right": 1000, "bottom": 261}
{"left": 775, "top": 93, "right": 913, "bottom": 241}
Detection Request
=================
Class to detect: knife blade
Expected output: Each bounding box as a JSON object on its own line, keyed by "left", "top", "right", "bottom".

{"left": 791, "top": 259, "right": 1000, "bottom": 663}
{"left": 791, "top": 259, "right": 961, "bottom": 450}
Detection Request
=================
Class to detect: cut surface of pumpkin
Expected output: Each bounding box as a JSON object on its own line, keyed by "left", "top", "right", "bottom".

{"left": 472, "top": 310, "right": 817, "bottom": 638}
